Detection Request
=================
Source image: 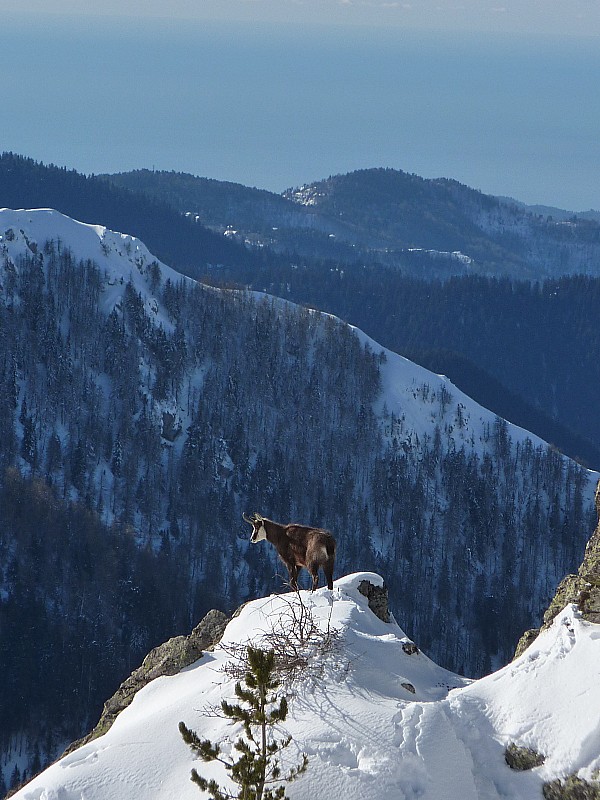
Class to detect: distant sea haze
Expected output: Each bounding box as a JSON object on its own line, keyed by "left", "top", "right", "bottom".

{"left": 2, "top": 15, "right": 599, "bottom": 211}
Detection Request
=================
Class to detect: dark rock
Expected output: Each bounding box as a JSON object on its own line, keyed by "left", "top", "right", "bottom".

{"left": 543, "top": 775, "right": 600, "bottom": 799}
{"left": 401, "top": 682, "right": 416, "bottom": 694}
{"left": 357, "top": 579, "right": 390, "bottom": 622}
{"left": 161, "top": 411, "right": 181, "bottom": 442}
{"left": 504, "top": 743, "right": 545, "bottom": 771}
{"left": 513, "top": 628, "right": 540, "bottom": 659}
{"left": 401, "top": 639, "right": 420, "bottom": 656}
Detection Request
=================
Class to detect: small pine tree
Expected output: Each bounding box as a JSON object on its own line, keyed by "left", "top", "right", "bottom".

{"left": 179, "top": 646, "right": 308, "bottom": 800}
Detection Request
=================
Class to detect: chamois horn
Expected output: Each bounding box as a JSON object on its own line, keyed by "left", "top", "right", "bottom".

{"left": 243, "top": 511, "right": 261, "bottom": 524}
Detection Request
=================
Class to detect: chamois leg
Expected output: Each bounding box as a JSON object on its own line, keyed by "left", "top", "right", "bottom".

{"left": 308, "top": 564, "right": 320, "bottom": 592}
{"left": 324, "top": 560, "right": 334, "bottom": 591}
{"left": 287, "top": 563, "right": 300, "bottom": 591}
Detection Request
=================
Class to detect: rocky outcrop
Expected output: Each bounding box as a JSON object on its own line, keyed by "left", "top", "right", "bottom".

{"left": 515, "top": 481, "right": 600, "bottom": 658}
{"left": 357, "top": 579, "right": 424, "bottom": 658}
{"left": 504, "top": 743, "right": 545, "bottom": 771}
{"left": 401, "top": 639, "right": 420, "bottom": 655}
{"left": 357, "top": 579, "right": 391, "bottom": 622}
{"left": 543, "top": 774, "right": 600, "bottom": 799}
{"left": 64, "top": 609, "right": 229, "bottom": 754}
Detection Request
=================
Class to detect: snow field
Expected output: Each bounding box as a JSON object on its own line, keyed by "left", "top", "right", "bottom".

{"left": 13, "top": 573, "right": 600, "bottom": 800}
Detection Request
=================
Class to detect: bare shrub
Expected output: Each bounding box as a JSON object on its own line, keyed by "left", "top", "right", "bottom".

{"left": 218, "top": 591, "right": 341, "bottom": 686}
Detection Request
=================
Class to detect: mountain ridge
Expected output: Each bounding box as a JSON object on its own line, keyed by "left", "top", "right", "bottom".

{"left": 105, "top": 165, "right": 600, "bottom": 279}
{"left": 0, "top": 152, "right": 259, "bottom": 279}
{"left": 100, "top": 164, "right": 600, "bottom": 458}
{"left": 7, "top": 153, "right": 600, "bottom": 459}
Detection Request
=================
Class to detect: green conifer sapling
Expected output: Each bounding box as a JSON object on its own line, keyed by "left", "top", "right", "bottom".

{"left": 179, "top": 646, "right": 308, "bottom": 800}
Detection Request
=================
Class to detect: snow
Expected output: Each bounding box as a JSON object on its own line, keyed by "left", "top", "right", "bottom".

{"left": 2, "top": 207, "right": 594, "bottom": 483}
{"left": 407, "top": 247, "right": 473, "bottom": 265}
{"left": 12, "top": 575, "right": 600, "bottom": 800}
{"left": 0, "top": 207, "right": 187, "bottom": 329}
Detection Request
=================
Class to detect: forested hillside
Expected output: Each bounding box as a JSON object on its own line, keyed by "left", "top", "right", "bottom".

{"left": 0, "top": 152, "right": 258, "bottom": 278}
{"left": 105, "top": 166, "right": 600, "bottom": 278}
{"left": 104, "top": 165, "right": 600, "bottom": 461}
{"left": 7, "top": 155, "right": 600, "bottom": 461}
{"left": 203, "top": 259, "right": 600, "bottom": 463}
{"left": 0, "top": 210, "right": 595, "bottom": 791}
{"left": 286, "top": 169, "right": 600, "bottom": 277}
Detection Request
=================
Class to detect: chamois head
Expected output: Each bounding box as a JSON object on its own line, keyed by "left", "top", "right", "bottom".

{"left": 243, "top": 511, "right": 267, "bottom": 543}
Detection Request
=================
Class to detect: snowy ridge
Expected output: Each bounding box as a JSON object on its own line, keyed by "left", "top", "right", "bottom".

{"left": 248, "top": 295, "right": 577, "bottom": 469}
{"left": 0, "top": 207, "right": 195, "bottom": 454}
{"left": 12, "top": 574, "right": 600, "bottom": 800}
{"left": 357, "top": 324, "right": 556, "bottom": 457}
{"left": 0, "top": 208, "right": 173, "bottom": 279}
{"left": 0, "top": 207, "right": 187, "bottom": 326}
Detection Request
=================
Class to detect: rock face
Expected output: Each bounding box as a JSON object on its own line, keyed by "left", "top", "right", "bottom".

{"left": 64, "top": 609, "right": 229, "bottom": 754}
{"left": 357, "top": 579, "right": 391, "bottom": 622}
{"left": 511, "top": 490, "right": 600, "bottom": 798}
{"left": 504, "top": 743, "right": 546, "bottom": 771}
{"left": 514, "top": 480, "right": 600, "bottom": 657}
{"left": 357, "top": 579, "right": 425, "bottom": 659}
{"left": 543, "top": 775, "right": 600, "bottom": 799}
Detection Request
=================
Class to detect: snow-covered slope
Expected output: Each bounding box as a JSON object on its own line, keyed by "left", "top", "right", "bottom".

{"left": 1, "top": 207, "right": 597, "bottom": 660}
{"left": 0, "top": 207, "right": 584, "bottom": 461}
{"left": 12, "top": 574, "right": 600, "bottom": 800}
{"left": 0, "top": 207, "right": 187, "bottom": 325}
{"left": 356, "top": 323, "right": 553, "bottom": 457}
{"left": 2, "top": 206, "right": 585, "bottom": 478}
{"left": 0, "top": 208, "right": 178, "bottom": 280}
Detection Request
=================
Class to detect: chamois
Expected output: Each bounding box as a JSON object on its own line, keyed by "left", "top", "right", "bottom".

{"left": 243, "top": 512, "right": 336, "bottom": 591}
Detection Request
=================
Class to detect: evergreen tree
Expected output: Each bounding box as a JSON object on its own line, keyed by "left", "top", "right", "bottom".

{"left": 179, "top": 646, "right": 308, "bottom": 800}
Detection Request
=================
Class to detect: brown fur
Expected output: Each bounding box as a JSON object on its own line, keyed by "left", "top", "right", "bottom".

{"left": 245, "top": 514, "right": 336, "bottom": 591}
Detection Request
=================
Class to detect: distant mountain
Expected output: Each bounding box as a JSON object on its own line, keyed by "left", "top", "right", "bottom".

{"left": 102, "top": 168, "right": 368, "bottom": 269}
{"left": 496, "top": 195, "right": 600, "bottom": 224}
{"left": 11, "top": 573, "right": 600, "bottom": 800}
{"left": 289, "top": 170, "right": 600, "bottom": 276}
{"left": 104, "top": 167, "right": 600, "bottom": 279}
{"left": 101, "top": 169, "right": 295, "bottom": 231}
{"left": 0, "top": 152, "right": 259, "bottom": 279}
{"left": 0, "top": 209, "right": 595, "bottom": 790}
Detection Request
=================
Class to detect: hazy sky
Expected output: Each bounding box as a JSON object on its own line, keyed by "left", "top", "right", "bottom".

{"left": 3, "top": 2, "right": 600, "bottom": 209}
{"left": 3, "top": 0, "right": 600, "bottom": 37}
